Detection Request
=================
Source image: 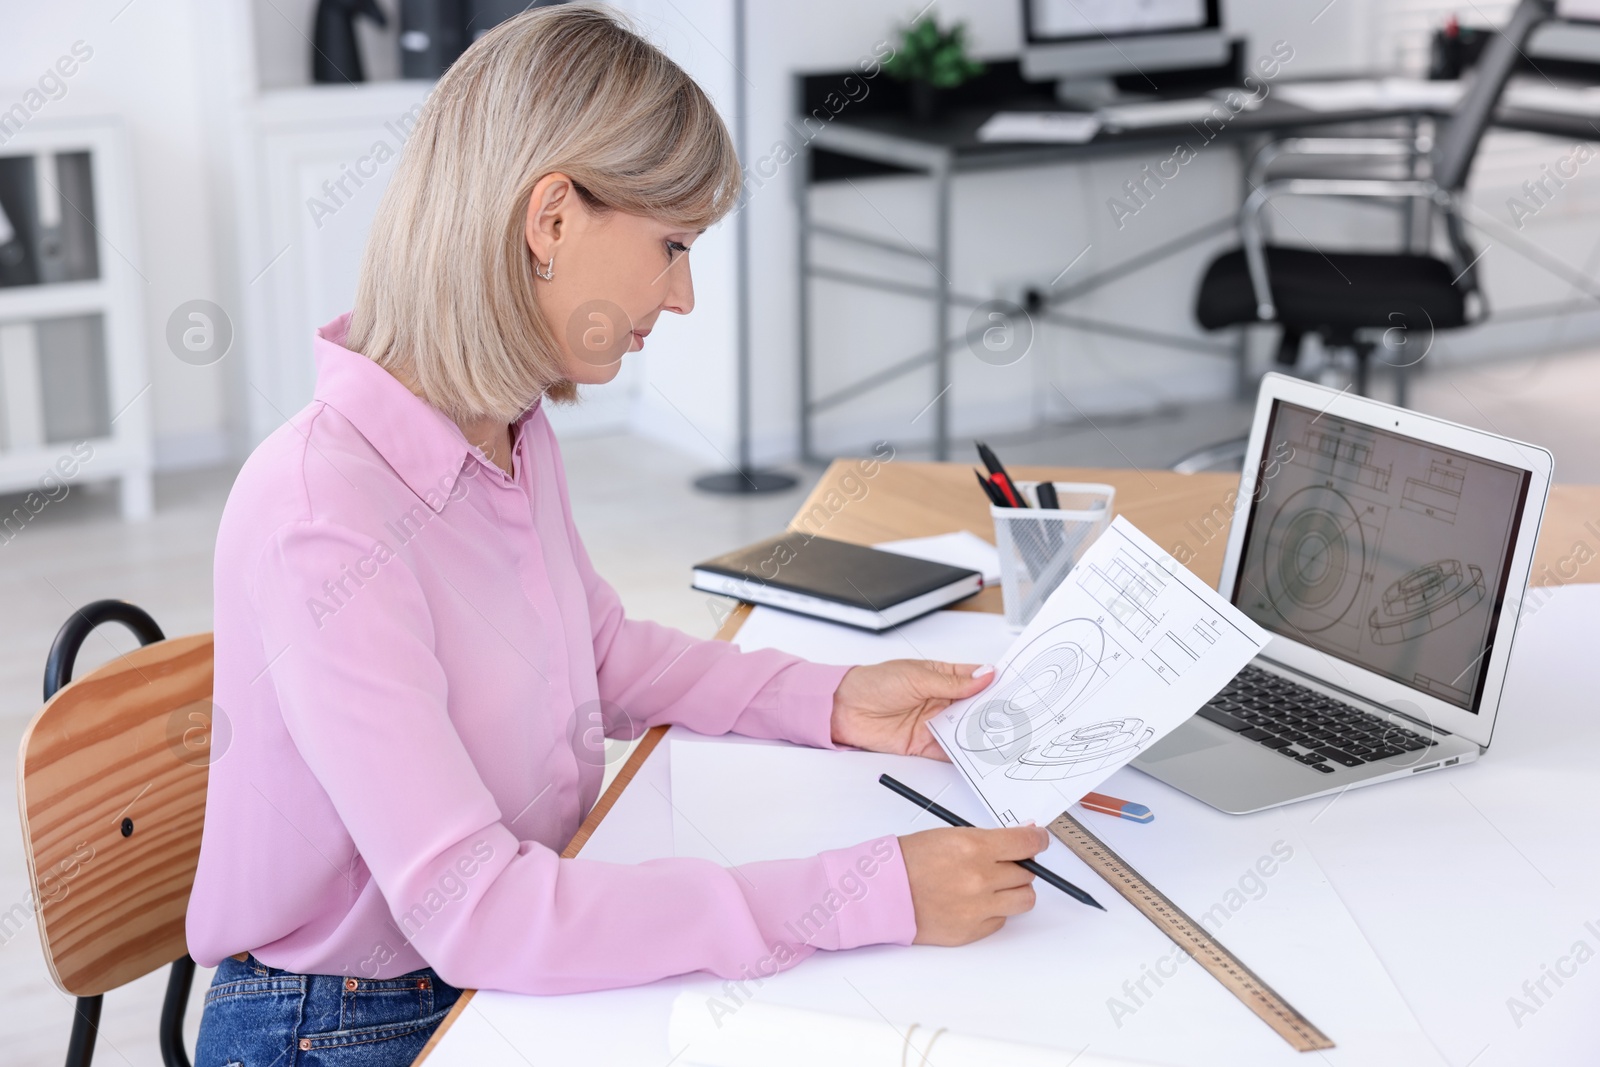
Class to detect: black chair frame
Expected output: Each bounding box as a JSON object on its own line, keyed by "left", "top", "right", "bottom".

{"left": 44, "top": 600, "right": 196, "bottom": 1067}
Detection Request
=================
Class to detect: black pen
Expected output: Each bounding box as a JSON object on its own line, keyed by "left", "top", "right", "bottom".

{"left": 975, "top": 440, "right": 1006, "bottom": 480}
{"left": 975, "top": 469, "right": 1008, "bottom": 507}
{"left": 878, "top": 774, "right": 1106, "bottom": 911}
{"left": 977, "top": 441, "right": 1028, "bottom": 508}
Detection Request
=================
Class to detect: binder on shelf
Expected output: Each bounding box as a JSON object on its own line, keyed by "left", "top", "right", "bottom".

{"left": 0, "top": 321, "right": 46, "bottom": 451}
{"left": 0, "top": 151, "right": 100, "bottom": 289}
{"left": 0, "top": 155, "right": 40, "bottom": 288}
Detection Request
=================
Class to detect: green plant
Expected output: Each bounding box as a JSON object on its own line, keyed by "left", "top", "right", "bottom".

{"left": 882, "top": 15, "right": 985, "bottom": 88}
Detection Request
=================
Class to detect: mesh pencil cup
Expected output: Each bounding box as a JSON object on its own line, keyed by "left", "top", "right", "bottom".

{"left": 991, "top": 482, "right": 1115, "bottom": 630}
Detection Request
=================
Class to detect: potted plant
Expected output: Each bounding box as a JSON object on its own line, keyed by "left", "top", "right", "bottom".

{"left": 882, "top": 14, "right": 986, "bottom": 122}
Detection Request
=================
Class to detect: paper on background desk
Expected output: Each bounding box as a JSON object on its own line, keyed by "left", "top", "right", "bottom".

{"left": 873, "top": 530, "right": 1002, "bottom": 584}
{"left": 732, "top": 604, "right": 1014, "bottom": 667}
{"left": 1502, "top": 81, "right": 1600, "bottom": 116}
{"left": 1275, "top": 78, "right": 1464, "bottom": 113}
{"left": 977, "top": 110, "right": 1100, "bottom": 143}
{"left": 928, "top": 516, "right": 1269, "bottom": 827}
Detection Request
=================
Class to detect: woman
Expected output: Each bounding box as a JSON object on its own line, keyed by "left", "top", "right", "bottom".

{"left": 187, "top": 6, "right": 1046, "bottom": 1063}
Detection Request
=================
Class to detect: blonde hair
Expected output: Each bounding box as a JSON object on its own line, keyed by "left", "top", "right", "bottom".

{"left": 346, "top": 3, "right": 740, "bottom": 419}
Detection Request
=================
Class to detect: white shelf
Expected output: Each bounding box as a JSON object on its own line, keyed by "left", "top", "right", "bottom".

{"left": 0, "top": 123, "right": 151, "bottom": 519}
{"left": 253, "top": 79, "right": 439, "bottom": 127}
{"left": 0, "top": 281, "right": 111, "bottom": 323}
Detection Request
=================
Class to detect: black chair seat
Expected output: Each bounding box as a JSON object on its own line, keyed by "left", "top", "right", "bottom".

{"left": 1196, "top": 247, "right": 1468, "bottom": 337}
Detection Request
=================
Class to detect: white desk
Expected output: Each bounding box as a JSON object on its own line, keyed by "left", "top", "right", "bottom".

{"left": 422, "top": 584, "right": 1600, "bottom": 1066}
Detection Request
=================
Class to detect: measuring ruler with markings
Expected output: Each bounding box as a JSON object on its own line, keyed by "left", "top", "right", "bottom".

{"left": 1048, "top": 812, "right": 1335, "bottom": 1053}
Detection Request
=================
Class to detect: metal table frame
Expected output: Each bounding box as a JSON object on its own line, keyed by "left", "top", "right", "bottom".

{"left": 795, "top": 89, "right": 1600, "bottom": 465}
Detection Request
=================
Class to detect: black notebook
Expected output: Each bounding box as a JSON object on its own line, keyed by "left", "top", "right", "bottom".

{"left": 692, "top": 533, "right": 984, "bottom": 631}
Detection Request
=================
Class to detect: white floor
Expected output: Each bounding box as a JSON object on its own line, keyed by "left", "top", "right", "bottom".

{"left": 2, "top": 349, "right": 1596, "bottom": 1064}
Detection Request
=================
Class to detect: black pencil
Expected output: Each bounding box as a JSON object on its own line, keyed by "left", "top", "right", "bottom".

{"left": 878, "top": 774, "right": 1106, "bottom": 911}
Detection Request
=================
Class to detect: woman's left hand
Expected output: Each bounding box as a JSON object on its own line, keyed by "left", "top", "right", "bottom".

{"left": 830, "top": 660, "right": 996, "bottom": 760}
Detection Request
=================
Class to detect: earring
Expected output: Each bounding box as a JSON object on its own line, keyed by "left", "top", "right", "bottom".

{"left": 535, "top": 254, "right": 555, "bottom": 281}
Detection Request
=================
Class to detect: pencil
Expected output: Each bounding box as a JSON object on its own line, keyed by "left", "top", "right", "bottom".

{"left": 878, "top": 774, "right": 1106, "bottom": 911}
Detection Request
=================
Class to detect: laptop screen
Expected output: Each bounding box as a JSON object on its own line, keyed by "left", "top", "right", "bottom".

{"left": 1230, "top": 400, "right": 1531, "bottom": 713}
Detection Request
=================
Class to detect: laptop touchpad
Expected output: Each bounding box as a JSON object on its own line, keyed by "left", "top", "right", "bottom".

{"left": 1140, "top": 723, "right": 1228, "bottom": 762}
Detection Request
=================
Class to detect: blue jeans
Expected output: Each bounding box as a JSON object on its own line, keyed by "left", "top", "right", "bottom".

{"left": 193, "top": 954, "right": 464, "bottom": 1067}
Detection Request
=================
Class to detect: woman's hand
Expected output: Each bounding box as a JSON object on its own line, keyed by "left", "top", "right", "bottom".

{"left": 830, "top": 659, "right": 995, "bottom": 759}
{"left": 899, "top": 825, "right": 1046, "bottom": 945}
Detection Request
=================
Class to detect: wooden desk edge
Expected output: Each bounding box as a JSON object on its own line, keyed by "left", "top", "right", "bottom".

{"left": 414, "top": 604, "right": 754, "bottom": 1062}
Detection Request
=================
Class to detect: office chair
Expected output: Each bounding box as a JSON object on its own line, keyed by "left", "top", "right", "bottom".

{"left": 17, "top": 600, "right": 214, "bottom": 1067}
{"left": 1195, "top": 0, "right": 1558, "bottom": 400}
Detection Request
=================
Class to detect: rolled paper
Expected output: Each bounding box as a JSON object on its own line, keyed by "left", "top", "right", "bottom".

{"left": 666, "top": 991, "right": 1162, "bottom": 1067}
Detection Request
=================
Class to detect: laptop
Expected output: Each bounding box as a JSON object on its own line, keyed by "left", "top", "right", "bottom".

{"left": 1134, "top": 373, "right": 1553, "bottom": 814}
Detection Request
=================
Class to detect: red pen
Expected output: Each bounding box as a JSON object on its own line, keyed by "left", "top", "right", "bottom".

{"left": 990, "top": 471, "right": 1025, "bottom": 508}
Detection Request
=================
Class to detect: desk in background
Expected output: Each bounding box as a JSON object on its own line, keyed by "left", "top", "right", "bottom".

{"left": 416, "top": 461, "right": 1600, "bottom": 1064}
{"left": 798, "top": 87, "right": 1433, "bottom": 463}
{"left": 800, "top": 65, "right": 1600, "bottom": 463}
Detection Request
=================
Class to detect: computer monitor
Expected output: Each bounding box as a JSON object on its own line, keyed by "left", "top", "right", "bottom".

{"left": 1020, "top": 0, "right": 1229, "bottom": 105}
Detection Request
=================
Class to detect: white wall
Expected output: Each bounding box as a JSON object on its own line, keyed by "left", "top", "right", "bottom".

{"left": 0, "top": 0, "right": 228, "bottom": 470}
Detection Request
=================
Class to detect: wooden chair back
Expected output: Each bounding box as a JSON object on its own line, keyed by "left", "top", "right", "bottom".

{"left": 16, "top": 631, "right": 214, "bottom": 997}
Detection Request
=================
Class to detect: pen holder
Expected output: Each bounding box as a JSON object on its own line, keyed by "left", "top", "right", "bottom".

{"left": 991, "top": 482, "right": 1115, "bottom": 630}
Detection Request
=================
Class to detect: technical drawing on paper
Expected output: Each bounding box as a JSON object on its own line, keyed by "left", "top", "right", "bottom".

{"left": 1368, "top": 560, "right": 1485, "bottom": 645}
{"left": 1400, "top": 456, "right": 1465, "bottom": 524}
{"left": 1291, "top": 425, "right": 1392, "bottom": 492}
{"left": 953, "top": 619, "right": 1129, "bottom": 779}
{"left": 931, "top": 516, "right": 1271, "bottom": 825}
{"left": 1009, "top": 717, "right": 1155, "bottom": 781}
{"left": 1076, "top": 549, "right": 1167, "bottom": 641}
{"left": 1144, "top": 630, "right": 1199, "bottom": 683}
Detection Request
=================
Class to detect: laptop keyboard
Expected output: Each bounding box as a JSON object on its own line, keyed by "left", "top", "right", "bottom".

{"left": 1199, "top": 665, "right": 1437, "bottom": 774}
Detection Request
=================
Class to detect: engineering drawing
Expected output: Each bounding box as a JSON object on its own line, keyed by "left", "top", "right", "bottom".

{"left": 1368, "top": 560, "right": 1485, "bottom": 645}
{"left": 1008, "top": 717, "right": 1155, "bottom": 781}
{"left": 1400, "top": 457, "right": 1465, "bottom": 523}
{"left": 1144, "top": 631, "right": 1199, "bottom": 683}
{"left": 1076, "top": 550, "right": 1166, "bottom": 641}
{"left": 1292, "top": 426, "right": 1392, "bottom": 492}
{"left": 955, "top": 619, "right": 1128, "bottom": 775}
{"left": 1261, "top": 485, "right": 1368, "bottom": 632}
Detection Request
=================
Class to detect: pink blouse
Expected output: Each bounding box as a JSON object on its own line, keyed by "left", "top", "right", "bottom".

{"left": 186, "top": 314, "right": 918, "bottom": 993}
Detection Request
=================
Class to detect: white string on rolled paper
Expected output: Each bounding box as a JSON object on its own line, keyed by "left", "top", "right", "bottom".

{"left": 666, "top": 991, "right": 1161, "bottom": 1067}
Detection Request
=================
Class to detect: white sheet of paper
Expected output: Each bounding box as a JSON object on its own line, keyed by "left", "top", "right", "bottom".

{"left": 1503, "top": 81, "right": 1600, "bottom": 116}
{"left": 928, "top": 516, "right": 1269, "bottom": 827}
{"left": 666, "top": 992, "right": 1161, "bottom": 1067}
{"left": 873, "top": 531, "right": 1002, "bottom": 585}
{"left": 977, "top": 111, "right": 1100, "bottom": 143}
{"left": 1276, "top": 78, "right": 1464, "bottom": 113}
{"left": 732, "top": 604, "right": 1014, "bottom": 668}
{"left": 668, "top": 741, "right": 1445, "bottom": 1067}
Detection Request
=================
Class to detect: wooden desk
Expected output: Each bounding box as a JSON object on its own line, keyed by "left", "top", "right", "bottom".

{"left": 416, "top": 461, "right": 1600, "bottom": 1061}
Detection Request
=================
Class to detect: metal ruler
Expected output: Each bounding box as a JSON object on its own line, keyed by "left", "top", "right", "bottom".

{"left": 1048, "top": 812, "right": 1335, "bottom": 1053}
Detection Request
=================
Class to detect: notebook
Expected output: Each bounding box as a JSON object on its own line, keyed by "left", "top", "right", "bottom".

{"left": 691, "top": 533, "right": 983, "bottom": 631}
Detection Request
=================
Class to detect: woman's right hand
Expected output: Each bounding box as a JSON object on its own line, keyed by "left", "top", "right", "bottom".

{"left": 898, "top": 825, "right": 1049, "bottom": 945}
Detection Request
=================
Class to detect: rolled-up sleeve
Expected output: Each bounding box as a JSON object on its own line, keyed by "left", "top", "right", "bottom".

{"left": 253, "top": 519, "right": 915, "bottom": 995}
